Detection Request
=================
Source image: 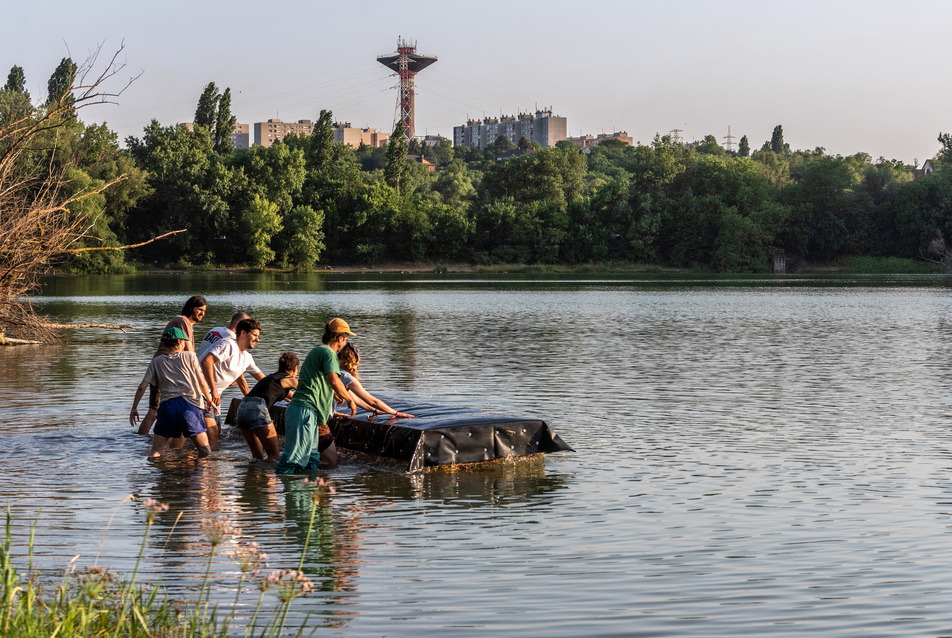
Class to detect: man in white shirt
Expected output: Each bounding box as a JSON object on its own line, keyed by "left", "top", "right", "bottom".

{"left": 196, "top": 311, "right": 249, "bottom": 362}
{"left": 200, "top": 318, "right": 265, "bottom": 445}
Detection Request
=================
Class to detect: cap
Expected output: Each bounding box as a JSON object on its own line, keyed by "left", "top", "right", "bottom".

{"left": 163, "top": 326, "right": 188, "bottom": 341}
{"left": 326, "top": 317, "right": 356, "bottom": 336}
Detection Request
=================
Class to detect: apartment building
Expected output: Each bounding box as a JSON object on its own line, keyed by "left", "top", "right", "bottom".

{"left": 453, "top": 109, "right": 567, "bottom": 149}
{"left": 332, "top": 122, "right": 390, "bottom": 148}
{"left": 253, "top": 119, "right": 314, "bottom": 147}
{"left": 567, "top": 131, "right": 633, "bottom": 149}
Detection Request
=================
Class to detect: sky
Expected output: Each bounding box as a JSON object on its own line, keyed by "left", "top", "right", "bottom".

{"left": 4, "top": 0, "right": 950, "bottom": 165}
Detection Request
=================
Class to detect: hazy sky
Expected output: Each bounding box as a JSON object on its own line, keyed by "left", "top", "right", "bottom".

{"left": 4, "top": 0, "right": 949, "bottom": 164}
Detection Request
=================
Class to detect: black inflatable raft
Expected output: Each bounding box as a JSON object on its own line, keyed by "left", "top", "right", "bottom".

{"left": 225, "top": 398, "right": 574, "bottom": 472}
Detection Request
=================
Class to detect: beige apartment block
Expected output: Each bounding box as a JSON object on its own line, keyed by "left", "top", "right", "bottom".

{"left": 567, "top": 131, "right": 633, "bottom": 149}
{"left": 253, "top": 119, "right": 314, "bottom": 147}
{"left": 333, "top": 122, "right": 390, "bottom": 148}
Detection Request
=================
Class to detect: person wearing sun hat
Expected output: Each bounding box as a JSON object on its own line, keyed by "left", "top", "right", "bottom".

{"left": 130, "top": 326, "right": 215, "bottom": 458}
{"left": 276, "top": 318, "right": 357, "bottom": 473}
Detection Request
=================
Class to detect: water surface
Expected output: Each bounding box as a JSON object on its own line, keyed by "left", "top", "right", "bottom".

{"left": 2, "top": 272, "right": 952, "bottom": 636}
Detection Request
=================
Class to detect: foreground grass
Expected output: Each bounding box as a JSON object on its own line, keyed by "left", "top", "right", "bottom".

{"left": 0, "top": 479, "right": 332, "bottom": 637}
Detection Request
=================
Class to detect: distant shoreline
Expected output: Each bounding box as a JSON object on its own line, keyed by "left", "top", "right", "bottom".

{"left": 48, "top": 256, "right": 950, "bottom": 277}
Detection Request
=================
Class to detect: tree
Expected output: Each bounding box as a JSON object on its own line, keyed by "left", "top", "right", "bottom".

{"left": 213, "top": 87, "right": 236, "bottom": 154}
{"left": 385, "top": 121, "right": 409, "bottom": 191}
{"left": 308, "top": 109, "right": 334, "bottom": 172}
{"left": 738, "top": 135, "right": 750, "bottom": 158}
{"left": 1, "top": 46, "right": 145, "bottom": 341}
{"left": 770, "top": 125, "right": 785, "bottom": 154}
{"left": 283, "top": 205, "right": 325, "bottom": 269}
{"left": 4, "top": 66, "right": 28, "bottom": 99}
{"left": 194, "top": 82, "right": 219, "bottom": 130}
{"left": 243, "top": 195, "right": 283, "bottom": 269}
{"left": 47, "top": 57, "right": 77, "bottom": 110}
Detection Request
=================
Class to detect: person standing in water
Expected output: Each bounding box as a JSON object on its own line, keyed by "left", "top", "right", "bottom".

{"left": 130, "top": 327, "right": 214, "bottom": 458}
{"left": 276, "top": 318, "right": 357, "bottom": 473}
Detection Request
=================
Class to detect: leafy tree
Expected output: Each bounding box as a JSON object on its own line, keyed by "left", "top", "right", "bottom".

{"left": 4, "top": 66, "right": 28, "bottom": 98}
{"left": 738, "top": 135, "right": 749, "bottom": 158}
{"left": 309, "top": 109, "right": 334, "bottom": 172}
{"left": 422, "top": 137, "right": 453, "bottom": 166}
{"left": 194, "top": 82, "right": 219, "bottom": 130}
{"left": 385, "top": 121, "right": 409, "bottom": 191}
{"left": 47, "top": 58, "right": 77, "bottom": 109}
{"left": 770, "top": 125, "right": 785, "bottom": 154}
{"left": 243, "top": 194, "right": 282, "bottom": 269}
{"left": 283, "top": 204, "right": 325, "bottom": 269}
{"left": 213, "top": 87, "right": 236, "bottom": 154}
{"left": 407, "top": 137, "right": 422, "bottom": 156}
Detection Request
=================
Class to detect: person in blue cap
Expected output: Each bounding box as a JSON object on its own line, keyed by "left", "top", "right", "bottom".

{"left": 130, "top": 326, "right": 215, "bottom": 458}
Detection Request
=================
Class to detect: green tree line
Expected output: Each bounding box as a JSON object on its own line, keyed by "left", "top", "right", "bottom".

{"left": 5, "top": 61, "right": 952, "bottom": 273}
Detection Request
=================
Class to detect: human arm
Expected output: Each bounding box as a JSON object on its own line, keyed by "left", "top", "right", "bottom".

{"left": 200, "top": 354, "right": 220, "bottom": 407}
{"left": 280, "top": 375, "right": 298, "bottom": 401}
{"left": 130, "top": 380, "right": 148, "bottom": 426}
{"left": 327, "top": 372, "right": 356, "bottom": 417}
{"left": 348, "top": 378, "right": 414, "bottom": 418}
{"left": 192, "top": 356, "right": 215, "bottom": 411}
{"left": 236, "top": 375, "right": 251, "bottom": 396}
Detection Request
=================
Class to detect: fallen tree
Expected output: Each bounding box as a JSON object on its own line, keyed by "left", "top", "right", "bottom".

{"left": 0, "top": 44, "right": 176, "bottom": 342}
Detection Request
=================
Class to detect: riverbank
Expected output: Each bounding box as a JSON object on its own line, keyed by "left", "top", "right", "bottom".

{"left": 56, "top": 255, "right": 947, "bottom": 276}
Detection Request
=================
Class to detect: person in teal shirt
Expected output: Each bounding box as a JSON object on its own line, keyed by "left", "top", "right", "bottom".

{"left": 276, "top": 318, "right": 357, "bottom": 473}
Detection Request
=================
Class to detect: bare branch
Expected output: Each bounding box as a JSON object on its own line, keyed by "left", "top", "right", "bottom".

{"left": 66, "top": 229, "right": 187, "bottom": 253}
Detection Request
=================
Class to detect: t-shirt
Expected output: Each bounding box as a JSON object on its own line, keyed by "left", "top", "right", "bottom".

{"left": 289, "top": 344, "right": 339, "bottom": 423}
{"left": 247, "top": 371, "right": 293, "bottom": 409}
{"left": 164, "top": 316, "right": 194, "bottom": 349}
{"left": 142, "top": 351, "right": 205, "bottom": 409}
{"left": 196, "top": 326, "right": 235, "bottom": 362}
{"left": 203, "top": 339, "right": 261, "bottom": 395}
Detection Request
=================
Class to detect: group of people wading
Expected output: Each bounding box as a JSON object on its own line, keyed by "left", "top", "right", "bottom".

{"left": 130, "top": 295, "right": 413, "bottom": 472}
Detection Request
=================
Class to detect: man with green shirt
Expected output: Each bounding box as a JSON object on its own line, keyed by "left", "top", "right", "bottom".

{"left": 276, "top": 318, "right": 357, "bottom": 473}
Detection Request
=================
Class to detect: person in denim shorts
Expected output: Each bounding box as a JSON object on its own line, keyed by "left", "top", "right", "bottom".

{"left": 236, "top": 352, "right": 299, "bottom": 460}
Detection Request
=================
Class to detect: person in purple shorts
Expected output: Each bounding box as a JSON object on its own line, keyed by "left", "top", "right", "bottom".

{"left": 130, "top": 327, "right": 215, "bottom": 458}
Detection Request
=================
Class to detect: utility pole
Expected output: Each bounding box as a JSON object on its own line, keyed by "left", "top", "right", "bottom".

{"left": 670, "top": 129, "right": 683, "bottom": 145}
{"left": 723, "top": 125, "right": 735, "bottom": 152}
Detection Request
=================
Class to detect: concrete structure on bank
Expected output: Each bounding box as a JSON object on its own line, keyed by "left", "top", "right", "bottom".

{"left": 453, "top": 109, "right": 567, "bottom": 149}
{"left": 568, "top": 131, "right": 632, "bottom": 149}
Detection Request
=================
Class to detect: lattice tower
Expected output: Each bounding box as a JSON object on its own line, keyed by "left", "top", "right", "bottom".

{"left": 377, "top": 37, "right": 437, "bottom": 141}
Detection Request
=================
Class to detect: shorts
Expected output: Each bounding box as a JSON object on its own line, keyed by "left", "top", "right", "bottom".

{"left": 203, "top": 403, "right": 223, "bottom": 426}
{"left": 154, "top": 396, "right": 207, "bottom": 439}
{"left": 236, "top": 396, "right": 273, "bottom": 430}
{"left": 148, "top": 384, "right": 160, "bottom": 410}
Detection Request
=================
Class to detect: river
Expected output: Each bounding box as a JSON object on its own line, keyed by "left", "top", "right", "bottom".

{"left": 2, "top": 272, "right": 952, "bottom": 636}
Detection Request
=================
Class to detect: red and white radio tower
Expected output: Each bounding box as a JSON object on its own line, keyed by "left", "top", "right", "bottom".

{"left": 377, "top": 37, "right": 437, "bottom": 141}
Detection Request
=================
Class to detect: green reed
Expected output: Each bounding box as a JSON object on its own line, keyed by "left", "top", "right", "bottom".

{"left": 0, "top": 477, "right": 333, "bottom": 637}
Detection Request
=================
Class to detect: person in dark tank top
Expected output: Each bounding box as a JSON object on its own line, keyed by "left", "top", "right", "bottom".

{"left": 235, "top": 351, "right": 299, "bottom": 460}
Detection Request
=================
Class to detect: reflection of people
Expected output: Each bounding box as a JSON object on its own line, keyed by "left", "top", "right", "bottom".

{"left": 200, "top": 318, "right": 264, "bottom": 446}
{"left": 139, "top": 296, "right": 207, "bottom": 436}
{"left": 236, "top": 352, "right": 299, "bottom": 461}
{"left": 130, "top": 327, "right": 214, "bottom": 458}
{"left": 276, "top": 318, "right": 357, "bottom": 473}
{"left": 335, "top": 343, "right": 414, "bottom": 419}
{"left": 196, "top": 311, "right": 249, "bottom": 361}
